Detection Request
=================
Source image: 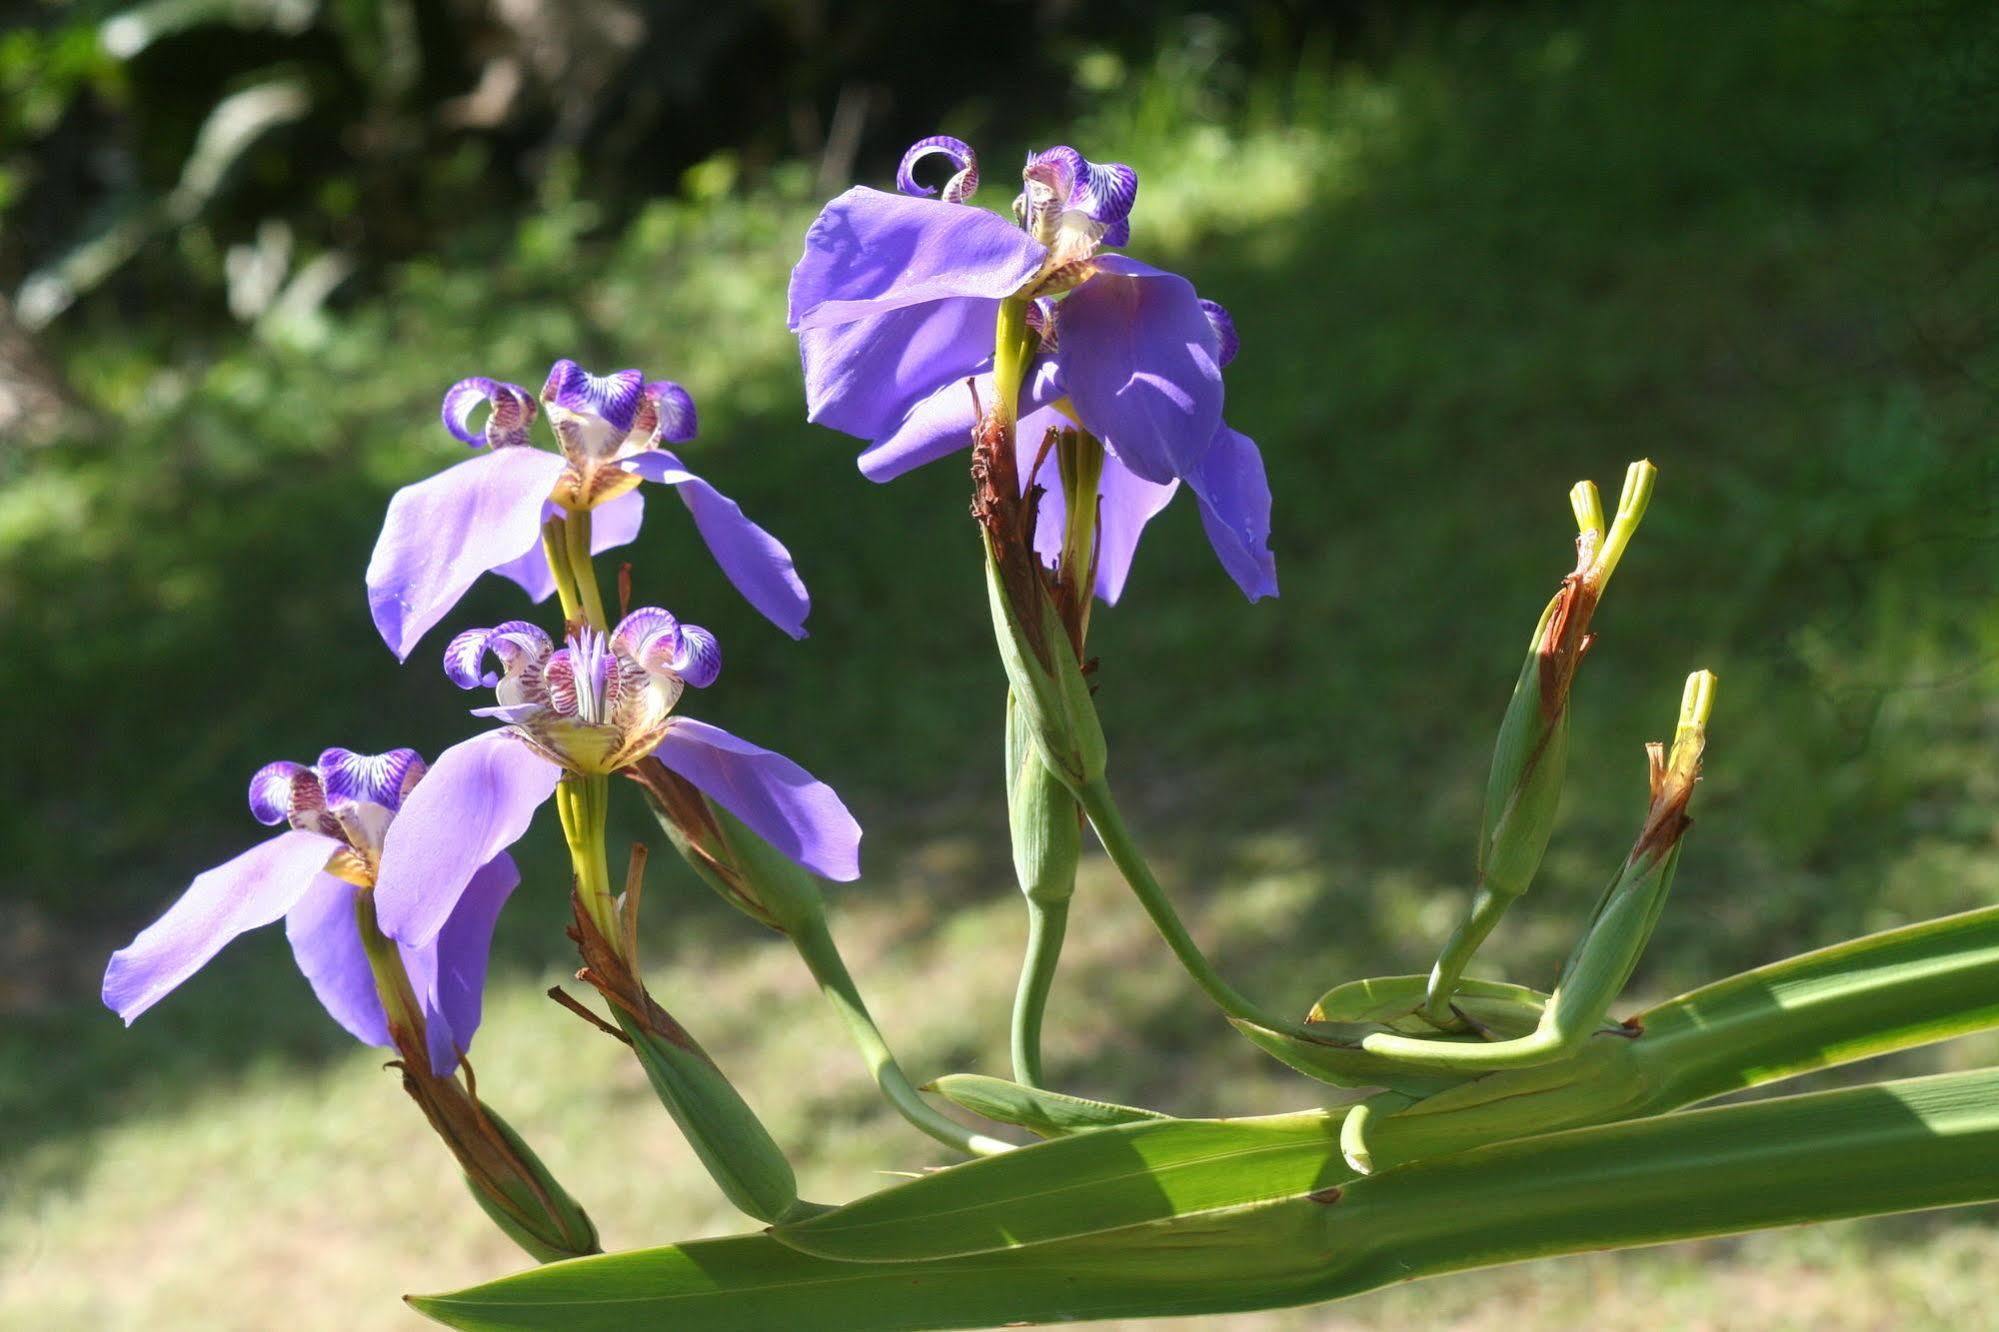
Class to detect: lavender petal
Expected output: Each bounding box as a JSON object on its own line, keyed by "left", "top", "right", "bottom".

{"left": 283, "top": 873, "right": 390, "bottom": 1048}
{"left": 103, "top": 829, "right": 339, "bottom": 1024}
{"left": 799, "top": 297, "right": 998, "bottom": 444}
{"left": 623, "top": 451, "right": 810, "bottom": 640}
{"left": 366, "top": 448, "right": 568, "bottom": 661}
{"left": 374, "top": 730, "right": 560, "bottom": 948}
{"left": 651, "top": 719, "right": 861, "bottom": 882}
{"left": 489, "top": 489, "right": 645, "bottom": 602}
{"left": 413, "top": 851, "right": 519, "bottom": 1074}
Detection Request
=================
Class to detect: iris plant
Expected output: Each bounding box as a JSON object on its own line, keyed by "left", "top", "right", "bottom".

{"left": 788, "top": 136, "right": 1275, "bottom": 602}
{"left": 366, "top": 359, "right": 810, "bottom": 660}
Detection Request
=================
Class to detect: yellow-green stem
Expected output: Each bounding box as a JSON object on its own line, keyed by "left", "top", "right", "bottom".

{"left": 355, "top": 888, "right": 427, "bottom": 1051}
{"left": 555, "top": 774, "right": 619, "bottom": 950}
{"left": 563, "top": 508, "right": 611, "bottom": 630}
{"left": 541, "top": 518, "right": 583, "bottom": 624}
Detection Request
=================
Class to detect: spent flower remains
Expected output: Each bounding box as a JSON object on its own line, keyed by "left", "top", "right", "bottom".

{"left": 101, "top": 131, "right": 1999, "bottom": 1332}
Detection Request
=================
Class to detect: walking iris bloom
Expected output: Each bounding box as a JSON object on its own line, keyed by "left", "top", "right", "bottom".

{"left": 787, "top": 136, "right": 1275, "bottom": 602}
{"left": 366, "top": 360, "right": 811, "bottom": 661}
{"left": 103, "top": 748, "right": 514, "bottom": 1074}
{"left": 373, "top": 607, "right": 861, "bottom": 948}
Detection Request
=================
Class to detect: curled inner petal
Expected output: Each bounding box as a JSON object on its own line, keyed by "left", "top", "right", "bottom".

{"left": 441, "top": 377, "right": 537, "bottom": 450}
{"left": 1025, "top": 146, "right": 1139, "bottom": 228}
{"left": 444, "top": 621, "right": 553, "bottom": 691}
{"left": 612, "top": 606, "right": 722, "bottom": 689}
{"left": 541, "top": 360, "right": 647, "bottom": 435}
{"left": 1199, "top": 298, "right": 1239, "bottom": 368}
{"left": 316, "top": 747, "right": 428, "bottom": 812}
{"left": 632, "top": 379, "right": 698, "bottom": 448}
{"left": 897, "top": 135, "right": 980, "bottom": 203}
{"left": 249, "top": 761, "right": 311, "bottom": 826}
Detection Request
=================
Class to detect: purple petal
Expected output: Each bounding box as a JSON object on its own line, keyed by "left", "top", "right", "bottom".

{"left": 798, "top": 297, "right": 998, "bottom": 444}
{"left": 1188, "top": 425, "right": 1278, "bottom": 601}
{"left": 1091, "top": 455, "right": 1180, "bottom": 604}
{"left": 1199, "top": 299, "right": 1239, "bottom": 368}
{"left": 857, "top": 359, "right": 1065, "bottom": 483}
{"left": 441, "top": 377, "right": 537, "bottom": 450}
{"left": 897, "top": 135, "right": 979, "bottom": 202}
{"left": 103, "top": 829, "right": 338, "bottom": 1024}
{"left": 283, "top": 873, "right": 390, "bottom": 1048}
{"left": 1055, "top": 255, "right": 1223, "bottom": 486}
{"left": 1026, "top": 146, "right": 1138, "bottom": 228}
{"left": 651, "top": 719, "right": 861, "bottom": 882}
{"left": 489, "top": 489, "right": 645, "bottom": 602}
{"left": 316, "top": 747, "right": 427, "bottom": 812}
{"left": 411, "top": 852, "right": 519, "bottom": 1074}
{"left": 1102, "top": 217, "right": 1131, "bottom": 249}
{"left": 443, "top": 619, "right": 553, "bottom": 691}
{"left": 787, "top": 187, "right": 1046, "bottom": 332}
{"left": 624, "top": 451, "right": 810, "bottom": 640}
{"left": 374, "top": 730, "right": 560, "bottom": 948}
{"left": 540, "top": 360, "right": 645, "bottom": 435}
{"left": 248, "top": 760, "right": 310, "bottom": 826}
{"left": 366, "top": 448, "right": 568, "bottom": 661}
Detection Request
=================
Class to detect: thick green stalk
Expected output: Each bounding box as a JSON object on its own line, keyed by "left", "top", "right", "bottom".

{"left": 561, "top": 507, "right": 610, "bottom": 630}
{"left": 539, "top": 518, "right": 582, "bottom": 624}
{"left": 553, "top": 773, "right": 618, "bottom": 947}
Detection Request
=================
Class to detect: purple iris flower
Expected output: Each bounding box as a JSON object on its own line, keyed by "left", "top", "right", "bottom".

{"left": 787, "top": 137, "right": 1275, "bottom": 603}
{"left": 366, "top": 359, "right": 811, "bottom": 661}
{"left": 103, "top": 748, "right": 515, "bottom": 1075}
{"left": 373, "top": 606, "right": 861, "bottom": 949}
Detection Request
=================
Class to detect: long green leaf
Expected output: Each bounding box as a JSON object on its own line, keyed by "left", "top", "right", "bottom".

{"left": 926, "top": 1074, "right": 1168, "bottom": 1138}
{"left": 771, "top": 1111, "right": 1346, "bottom": 1261}
{"left": 412, "top": 1067, "right": 1999, "bottom": 1331}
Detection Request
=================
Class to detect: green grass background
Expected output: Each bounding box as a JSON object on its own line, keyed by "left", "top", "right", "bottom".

{"left": 5, "top": 3, "right": 1999, "bottom": 1326}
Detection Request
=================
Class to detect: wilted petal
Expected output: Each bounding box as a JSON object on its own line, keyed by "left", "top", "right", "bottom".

{"left": 651, "top": 719, "right": 861, "bottom": 882}
{"left": 788, "top": 187, "right": 1046, "bottom": 331}
{"left": 1056, "top": 255, "right": 1223, "bottom": 486}
{"left": 489, "top": 489, "right": 645, "bottom": 602}
{"left": 1188, "top": 425, "right": 1278, "bottom": 601}
{"left": 799, "top": 296, "right": 999, "bottom": 444}
{"left": 411, "top": 852, "right": 519, "bottom": 1074}
{"left": 316, "top": 747, "right": 426, "bottom": 812}
{"left": 367, "top": 448, "right": 569, "bottom": 661}
{"left": 103, "top": 829, "right": 339, "bottom": 1024}
{"left": 623, "top": 452, "right": 810, "bottom": 640}
{"left": 283, "top": 873, "right": 390, "bottom": 1048}
{"left": 375, "top": 731, "right": 560, "bottom": 948}
{"left": 441, "top": 377, "right": 537, "bottom": 450}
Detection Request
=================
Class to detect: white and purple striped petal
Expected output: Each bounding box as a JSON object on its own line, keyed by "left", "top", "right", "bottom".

{"left": 103, "top": 829, "right": 340, "bottom": 1024}
{"left": 1188, "top": 425, "right": 1278, "bottom": 602}
{"left": 542, "top": 359, "right": 646, "bottom": 462}
{"left": 441, "top": 377, "right": 537, "bottom": 450}
{"left": 622, "top": 451, "right": 811, "bottom": 640}
{"left": 612, "top": 606, "right": 723, "bottom": 689}
{"left": 1054, "top": 254, "right": 1223, "bottom": 486}
{"left": 375, "top": 730, "right": 561, "bottom": 949}
{"left": 897, "top": 135, "right": 980, "bottom": 204}
{"left": 367, "top": 447, "right": 568, "bottom": 661}
{"left": 444, "top": 620, "right": 554, "bottom": 690}
{"left": 1024, "top": 146, "right": 1138, "bottom": 230}
{"left": 317, "top": 747, "right": 427, "bottom": 813}
{"left": 489, "top": 488, "right": 646, "bottom": 602}
{"left": 650, "top": 719, "right": 861, "bottom": 882}
{"left": 1199, "top": 299, "right": 1239, "bottom": 368}
{"left": 249, "top": 760, "right": 313, "bottom": 826}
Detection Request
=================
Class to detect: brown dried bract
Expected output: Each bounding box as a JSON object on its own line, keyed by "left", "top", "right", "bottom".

{"left": 1536, "top": 569, "right": 1601, "bottom": 723}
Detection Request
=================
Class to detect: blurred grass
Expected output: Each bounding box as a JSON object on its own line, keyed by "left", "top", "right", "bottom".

{"left": 5, "top": 2, "right": 1999, "bottom": 1327}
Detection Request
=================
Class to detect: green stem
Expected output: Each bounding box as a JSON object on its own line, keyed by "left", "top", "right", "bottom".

{"left": 785, "top": 911, "right": 1015, "bottom": 1157}
{"left": 563, "top": 507, "right": 610, "bottom": 630}
{"left": 1418, "top": 888, "right": 1508, "bottom": 1029}
{"left": 555, "top": 773, "right": 619, "bottom": 949}
{"left": 991, "top": 297, "right": 1034, "bottom": 425}
{"left": 541, "top": 518, "right": 583, "bottom": 624}
{"left": 355, "top": 888, "right": 426, "bottom": 1053}
{"left": 1076, "top": 776, "right": 1316, "bottom": 1040}
{"left": 1010, "top": 898, "right": 1069, "bottom": 1088}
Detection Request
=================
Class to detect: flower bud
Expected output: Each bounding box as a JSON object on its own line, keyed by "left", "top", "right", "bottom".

{"left": 1006, "top": 694, "right": 1084, "bottom": 909}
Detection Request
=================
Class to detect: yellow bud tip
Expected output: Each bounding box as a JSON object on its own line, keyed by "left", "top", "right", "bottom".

{"left": 1569, "top": 479, "right": 1606, "bottom": 539}
{"left": 1590, "top": 459, "right": 1659, "bottom": 589}
{"left": 1678, "top": 669, "right": 1718, "bottom": 732}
